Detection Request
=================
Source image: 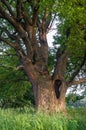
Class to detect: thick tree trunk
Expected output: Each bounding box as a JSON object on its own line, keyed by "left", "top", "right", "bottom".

{"left": 23, "top": 59, "right": 67, "bottom": 113}
{"left": 34, "top": 77, "right": 67, "bottom": 113}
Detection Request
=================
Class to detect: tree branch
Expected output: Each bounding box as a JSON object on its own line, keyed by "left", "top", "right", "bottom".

{"left": 32, "top": 2, "right": 39, "bottom": 26}
{"left": 0, "top": 64, "right": 24, "bottom": 71}
{"left": 16, "top": 0, "right": 22, "bottom": 21}
{"left": 69, "top": 78, "right": 86, "bottom": 86}
{"left": 0, "top": 4, "right": 16, "bottom": 27}
{"left": 1, "top": 29, "right": 22, "bottom": 45}
{"left": 23, "top": 11, "right": 32, "bottom": 26}
{"left": 1, "top": 0, "right": 15, "bottom": 17}
{"left": 16, "top": 65, "right": 24, "bottom": 70}
{"left": 0, "top": 64, "right": 16, "bottom": 70}
{"left": 0, "top": 4, "right": 33, "bottom": 59}
{"left": 0, "top": 36, "right": 26, "bottom": 59}
{"left": 69, "top": 49, "right": 86, "bottom": 83}
{"left": 2, "top": 29, "right": 17, "bottom": 41}
{"left": 52, "top": 50, "right": 69, "bottom": 80}
{"left": 47, "top": 14, "right": 56, "bottom": 33}
{"left": 0, "top": 36, "right": 19, "bottom": 49}
{"left": 0, "top": 4, "right": 28, "bottom": 38}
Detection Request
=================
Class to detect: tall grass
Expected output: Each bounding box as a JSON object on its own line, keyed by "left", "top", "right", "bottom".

{"left": 68, "top": 108, "right": 86, "bottom": 130}
{"left": 0, "top": 107, "right": 85, "bottom": 130}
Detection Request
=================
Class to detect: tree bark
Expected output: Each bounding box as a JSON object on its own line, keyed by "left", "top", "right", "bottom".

{"left": 33, "top": 77, "right": 67, "bottom": 113}
{"left": 23, "top": 60, "right": 67, "bottom": 113}
{"left": 35, "top": 77, "right": 67, "bottom": 113}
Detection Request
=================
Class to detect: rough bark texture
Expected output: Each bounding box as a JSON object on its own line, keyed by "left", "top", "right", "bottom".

{"left": 37, "top": 79, "right": 67, "bottom": 113}
{"left": 22, "top": 58, "right": 67, "bottom": 113}
{"left": 35, "top": 78, "right": 67, "bottom": 113}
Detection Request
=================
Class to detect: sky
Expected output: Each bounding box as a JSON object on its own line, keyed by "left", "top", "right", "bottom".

{"left": 47, "top": 20, "right": 57, "bottom": 47}
{"left": 47, "top": 29, "right": 56, "bottom": 47}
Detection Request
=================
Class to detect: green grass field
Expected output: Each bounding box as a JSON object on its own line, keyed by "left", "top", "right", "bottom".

{"left": 0, "top": 107, "right": 86, "bottom": 130}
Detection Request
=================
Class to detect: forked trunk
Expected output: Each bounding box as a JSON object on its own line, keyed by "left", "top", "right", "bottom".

{"left": 23, "top": 60, "right": 67, "bottom": 113}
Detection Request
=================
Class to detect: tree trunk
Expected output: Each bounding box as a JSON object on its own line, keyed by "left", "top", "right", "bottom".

{"left": 23, "top": 59, "right": 67, "bottom": 113}
{"left": 34, "top": 77, "right": 67, "bottom": 113}
{"left": 28, "top": 74, "right": 65, "bottom": 112}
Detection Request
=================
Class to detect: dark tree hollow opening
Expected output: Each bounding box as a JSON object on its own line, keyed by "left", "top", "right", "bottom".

{"left": 54, "top": 79, "right": 62, "bottom": 99}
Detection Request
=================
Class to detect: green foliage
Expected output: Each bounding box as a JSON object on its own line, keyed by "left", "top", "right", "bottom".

{"left": 0, "top": 48, "right": 34, "bottom": 107}
{"left": 68, "top": 108, "right": 86, "bottom": 130}
{"left": 66, "top": 93, "right": 84, "bottom": 103}
{"left": 55, "top": 0, "right": 86, "bottom": 50}
{"left": 0, "top": 107, "right": 78, "bottom": 130}
{"left": 53, "top": 0, "right": 86, "bottom": 82}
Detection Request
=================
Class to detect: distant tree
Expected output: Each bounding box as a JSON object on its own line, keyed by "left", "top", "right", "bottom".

{"left": 0, "top": 0, "right": 86, "bottom": 113}
{"left": 0, "top": 48, "right": 34, "bottom": 107}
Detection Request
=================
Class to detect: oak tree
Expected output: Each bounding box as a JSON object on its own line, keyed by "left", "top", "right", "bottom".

{"left": 0, "top": 0, "right": 86, "bottom": 113}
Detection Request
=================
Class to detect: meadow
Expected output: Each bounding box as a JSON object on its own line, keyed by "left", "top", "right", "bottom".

{"left": 0, "top": 107, "right": 86, "bottom": 130}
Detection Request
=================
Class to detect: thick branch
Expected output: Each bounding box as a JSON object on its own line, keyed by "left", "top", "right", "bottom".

{"left": 16, "top": 0, "right": 22, "bottom": 21}
{"left": 37, "top": 11, "right": 51, "bottom": 67}
{"left": 32, "top": 1, "right": 39, "bottom": 26}
{"left": 0, "top": 5, "right": 33, "bottom": 59}
{"left": 52, "top": 50, "right": 69, "bottom": 80}
{"left": 0, "top": 5, "right": 28, "bottom": 38}
{"left": 69, "top": 78, "right": 86, "bottom": 86}
{"left": 0, "top": 4, "right": 17, "bottom": 27}
{"left": 0, "top": 4, "right": 24, "bottom": 36}
{"left": 23, "top": 11, "right": 32, "bottom": 26}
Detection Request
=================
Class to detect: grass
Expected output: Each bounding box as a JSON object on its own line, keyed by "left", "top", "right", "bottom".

{"left": 68, "top": 108, "right": 86, "bottom": 130}
{"left": 0, "top": 107, "right": 86, "bottom": 130}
